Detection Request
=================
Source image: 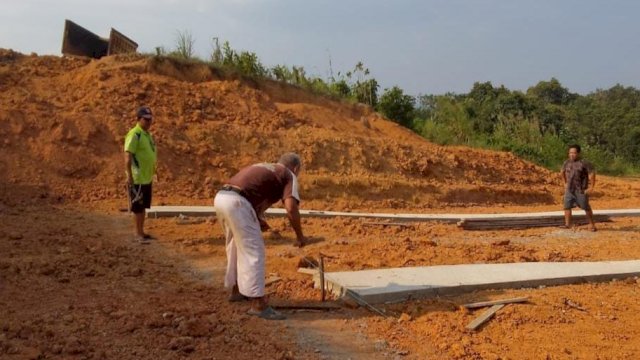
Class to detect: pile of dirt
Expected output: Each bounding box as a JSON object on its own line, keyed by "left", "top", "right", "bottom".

{"left": 3, "top": 48, "right": 640, "bottom": 359}
{"left": 0, "top": 49, "right": 561, "bottom": 209}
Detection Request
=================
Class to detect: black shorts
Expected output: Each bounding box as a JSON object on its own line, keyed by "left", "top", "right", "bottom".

{"left": 564, "top": 191, "right": 591, "bottom": 211}
{"left": 129, "top": 184, "right": 152, "bottom": 214}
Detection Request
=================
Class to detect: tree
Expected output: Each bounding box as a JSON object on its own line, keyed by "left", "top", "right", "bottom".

{"left": 174, "top": 30, "right": 195, "bottom": 59}
{"left": 468, "top": 81, "right": 498, "bottom": 103}
{"left": 330, "top": 79, "right": 351, "bottom": 98}
{"left": 348, "top": 62, "right": 379, "bottom": 106}
{"left": 210, "top": 37, "right": 222, "bottom": 64}
{"left": 352, "top": 78, "right": 379, "bottom": 107}
{"left": 527, "top": 78, "right": 575, "bottom": 105}
{"left": 377, "top": 86, "right": 415, "bottom": 127}
{"left": 271, "top": 65, "right": 292, "bottom": 82}
{"left": 235, "top": 51, "right": 268, "bottom": 77}
{"left": 221, "top": 41, "right": 235, "bottom": 67}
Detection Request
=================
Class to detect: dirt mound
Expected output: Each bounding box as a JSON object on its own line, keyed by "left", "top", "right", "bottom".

{"left": 0, "top": 50, "right": 558, "bottom": 209}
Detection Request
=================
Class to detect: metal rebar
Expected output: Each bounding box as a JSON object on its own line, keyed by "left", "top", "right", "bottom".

{"left": 319, "top": 255, "right": 325, "bottom": 302}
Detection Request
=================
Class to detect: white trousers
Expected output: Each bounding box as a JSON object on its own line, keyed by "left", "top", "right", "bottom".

{"left": 214, "top": 191, "right": 265, "bottom": 298}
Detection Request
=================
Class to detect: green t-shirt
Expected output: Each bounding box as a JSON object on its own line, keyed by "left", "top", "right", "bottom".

{"left": 124, "top": 124, "right": 157, "bottom": 185}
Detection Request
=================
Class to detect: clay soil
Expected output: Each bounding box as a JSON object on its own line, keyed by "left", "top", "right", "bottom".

{"left": 2, "top": 50, "right": 640, "bottom": 359}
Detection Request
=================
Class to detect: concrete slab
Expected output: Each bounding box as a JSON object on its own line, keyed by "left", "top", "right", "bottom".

{"left": 147, "top": 206, "right": 640, "bottom": 223}
{"left": 319, "top": 260, "right": 640, "bottom": 304}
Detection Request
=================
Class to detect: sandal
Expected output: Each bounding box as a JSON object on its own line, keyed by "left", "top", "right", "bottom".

{"left": 143, "top": 233, "right": 156, "bottom": 240}
{"left": 247, "top": 306, "right": 286, "bottom": 320}
{"left": 228, "top": 293, "right": 250, "bottom": 302}
{"left": 134, "top": 235, "right": 151, "bottom": 245}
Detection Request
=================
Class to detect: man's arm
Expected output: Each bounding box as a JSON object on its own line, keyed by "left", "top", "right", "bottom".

{"left": 588, "top": 170, "right": 596, "bottom": 193}
{"left": 153, "top": 162, "right": 159, "bottom": 183}
{"left": 257, "top": 213, "right": 271, "bottom": 232}
{"left": 124, "top": 131, "right": 138, "bottom": 185}
{"left": 125, "top": 152, "right": 134, "bottom": 185}
{"left": 284, "top": 197, "right": 306, "bottom": 247}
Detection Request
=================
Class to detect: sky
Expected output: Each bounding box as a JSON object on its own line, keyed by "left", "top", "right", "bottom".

{"left": 1, "top": 0, "right": 639, "bottom": 95}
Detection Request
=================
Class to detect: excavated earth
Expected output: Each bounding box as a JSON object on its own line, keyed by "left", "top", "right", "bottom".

{"left": 2, "top": 49, "right": 640, "bottom": 359}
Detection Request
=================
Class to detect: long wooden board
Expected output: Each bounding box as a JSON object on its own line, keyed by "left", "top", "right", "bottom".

{"left": 463, "top": 297, "right": 529, "bottom": 309}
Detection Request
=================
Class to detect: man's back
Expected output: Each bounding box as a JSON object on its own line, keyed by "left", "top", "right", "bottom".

{"left": 227, "top": 163, "right": 299, "bottom": 214}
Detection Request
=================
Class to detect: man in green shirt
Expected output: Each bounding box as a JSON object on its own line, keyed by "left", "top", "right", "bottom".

{"left": 124, "top": 106, "right": 157, "bottom": 242}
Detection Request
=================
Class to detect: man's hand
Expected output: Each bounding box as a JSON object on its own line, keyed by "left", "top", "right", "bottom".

{"left": 258, "top": 214, "right": 270, "bottom": 232}
{"left": 284, "top": 197, "right": 306, "bottom": 245}
{"left": 259, "top": 219, "right": 271, "bottom": 232}
{"left": 125, "top": 152, "right": 134, "bottom": 186}
{"left": 268, "top": 230, "right": 283, "bottom": 240}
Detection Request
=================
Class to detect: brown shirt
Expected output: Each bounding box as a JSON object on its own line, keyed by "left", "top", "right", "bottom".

{"left": 227, "top": 163, "right": 300, "bottom": 214}
{"left": 562, "top": 159, "right": 593, "bottom": 193}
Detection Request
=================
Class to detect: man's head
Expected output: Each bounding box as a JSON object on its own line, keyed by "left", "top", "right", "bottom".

{"left": 568, "top": 144, "right": 581, "bottom": 161}
{"left": 137, "top": 106, "right": 153, "bottom": 130}
{"left": 278, "top": 153, "right": 302, "bottom": 176}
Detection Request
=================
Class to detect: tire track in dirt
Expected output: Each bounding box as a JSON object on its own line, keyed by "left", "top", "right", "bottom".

{"left": 174, "top": 236, "right": 390, "bottom": 360}
{"left": 0, "top": 207, "right": 310, "bottom": 359}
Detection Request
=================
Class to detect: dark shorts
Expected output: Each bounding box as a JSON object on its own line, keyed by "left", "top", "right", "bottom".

{"left": 564, "top": 191, "right": 591, "bottom": 211}
{"left": 129, "top": 184, "right": 152, "bottom": 214}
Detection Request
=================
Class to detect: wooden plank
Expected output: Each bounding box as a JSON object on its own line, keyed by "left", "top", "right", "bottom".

{"left": 463, "top": 297, "right": 529, "bottom": 309}
{"left": 363, "top": 222, "right": 413, "bottom": 227}
{"left": 297, "top": 268, "right": 318, "bottom": 275}
{"left": 270, "top": 302, "right": 342, "bottom": 310}
{"left": 466, "top": 304, "right": 505, "bottom": 331}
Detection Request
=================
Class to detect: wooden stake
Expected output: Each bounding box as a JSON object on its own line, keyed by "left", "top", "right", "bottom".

{"left": 319, "top": 255, "right": 325, "bottom": 302}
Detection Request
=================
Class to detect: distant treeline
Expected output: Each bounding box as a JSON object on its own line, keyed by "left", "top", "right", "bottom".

{"left": 409, "top": 80, "right": 640, "bottom": 175}
{"left": 160, "top": 33, "right": 640, "bottom": 175}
